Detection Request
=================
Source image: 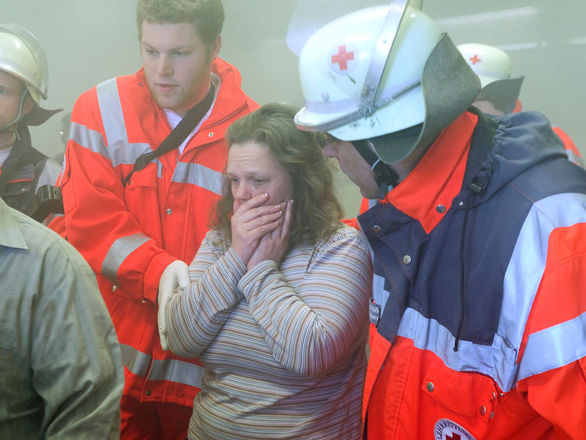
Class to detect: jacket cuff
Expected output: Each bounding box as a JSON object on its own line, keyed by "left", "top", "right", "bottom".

{"left": 144, "top": 252, "right": 179, "bottom": 304}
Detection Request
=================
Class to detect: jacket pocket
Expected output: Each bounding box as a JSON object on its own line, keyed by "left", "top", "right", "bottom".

{"left": 422, "top": 357, "right": 499, "bottom": 422}
{"left": 123, "top": 167, "right": 161, "bottom": 239}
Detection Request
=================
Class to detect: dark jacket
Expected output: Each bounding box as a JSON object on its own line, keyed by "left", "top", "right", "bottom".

{"left": 0, "top": 125, "right": 62, "bottom": 221}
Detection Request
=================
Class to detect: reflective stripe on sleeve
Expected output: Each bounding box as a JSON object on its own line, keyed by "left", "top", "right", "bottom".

{"left": 121, "top": 344, "right": 204, "bottom": 388}
{"left": 94, "top": 78, "right": 153, "bottom": 166}
{"left": 501, "top": 192, "right": 586, "bottom": 352}
{"left": 566, "top": 149, "right": 585, "bottom": 168}
{"left": 172, "top": 161, "right": 224, "bottom": 195}
{"left": 102, "top": 233, "right": 151, "bottom": 284}
{"left": 519, "top": 312, "right": 586, "bottom": 381}
{"left": 149, "top": 358, "right": 204, "bottom": 388}
{"left": 396, "top": 192, "right": 586, "bottom": 392}
{"left": 70, "top": 121, "right": 108, "bottom": 158}
{"left": 121, "top": 343, "right": 152, "bottom": 377}
{"left": 34, "top": 159, "right": 63, "bottom": 192}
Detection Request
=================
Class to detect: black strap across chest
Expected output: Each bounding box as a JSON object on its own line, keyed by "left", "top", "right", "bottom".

{"left": 122, "top": 83, "right": 216, "bottom": 186}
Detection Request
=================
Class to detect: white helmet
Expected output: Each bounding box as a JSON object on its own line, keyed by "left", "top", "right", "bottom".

{"left": 0, "top": 24, "right": 59, "bottom": 126}
{"left": 457, "top": 43, "right": 513, "bottom": 87}
{"left": 458, "top": 43, "right": 523, "bottom": 114}
{"left": 0, "top": 24, "right": 48, "bottom": 103}
{"left": 295, "top": 3, "right": 440, "bottom": 141}
{"left": 295, "top": 1, "right": 480, "bottom": 163}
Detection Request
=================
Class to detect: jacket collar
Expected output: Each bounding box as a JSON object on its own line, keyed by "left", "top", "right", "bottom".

{"left": 382, "top": 111, "right": 478, "bottom": 233}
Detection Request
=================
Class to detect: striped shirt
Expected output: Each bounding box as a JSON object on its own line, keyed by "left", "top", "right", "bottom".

{"left": 166, "top": 224, "right": 372, "bottom": 440}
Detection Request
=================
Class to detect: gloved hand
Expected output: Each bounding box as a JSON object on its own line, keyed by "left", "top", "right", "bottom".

{"left": 158, "top": 260, "right": 190, "bottom": 351}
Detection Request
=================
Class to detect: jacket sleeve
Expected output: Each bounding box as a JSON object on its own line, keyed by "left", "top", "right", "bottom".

{"left": 516, "top": 222, "right": 586, "bottom": 439}
{"left": 61, "top": 87, "right": 176, "bottom": 303}
{"left": 34, "top": 234, "right": 124, "bottom": 440}
{"left": 166, "top": 233, "right": 247, "bottom": 357}
{"left": 238, "top": 227, "right": 372, "bottom": 376}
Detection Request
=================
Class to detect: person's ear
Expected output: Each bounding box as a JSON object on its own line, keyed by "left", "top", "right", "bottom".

{"left": 210, "top": 35, "right": 221, "bottom": 60}
{"left": 21, "top": 94, "right": 35, "bottom": 116}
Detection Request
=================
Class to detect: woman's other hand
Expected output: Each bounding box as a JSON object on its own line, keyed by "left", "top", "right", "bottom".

{"left": 248, "top": 199, "right": 293, "bottom": 270}
{"left": 231, "top": 193, "right": 284, "bottom": 263}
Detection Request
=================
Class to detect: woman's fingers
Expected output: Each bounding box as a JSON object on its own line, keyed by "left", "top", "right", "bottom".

{"left": 247, "top": 214, "right": 282, "bottom": 240}
{"left": 234, "top": 198, "right": 285, "bottom": 232}
{"left": 279, "top": 199, "right": 293, "bottom": 240}
{"left": 234, "top": 192, "right": 268, "bottom": 214}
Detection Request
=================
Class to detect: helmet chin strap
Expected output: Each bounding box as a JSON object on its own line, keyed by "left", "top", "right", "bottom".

{"left": 0, "top": 89, "right": 28, "bottom": 148}
{"left": 351, "top": 139, "right": 399, "bottom": 199}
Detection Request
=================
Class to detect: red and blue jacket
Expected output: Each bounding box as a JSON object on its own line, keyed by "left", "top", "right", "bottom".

{"left": 360, "top": 110, "right": 586, "bottom": 439}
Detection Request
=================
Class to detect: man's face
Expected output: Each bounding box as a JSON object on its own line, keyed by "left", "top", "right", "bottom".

{"left": 0, "top": 70, "right": 25, "bottom": 128}
{"left": 141, "top": 21, "right": 220, "bottom": 116}
{"left": 0, "top": 70, "right": 33, "bottom": 147}
{"left": 322, "top": 136, "right": 380, "bottom": 199}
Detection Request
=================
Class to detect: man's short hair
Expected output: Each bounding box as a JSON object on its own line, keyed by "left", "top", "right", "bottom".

{"left": 136, "top": 0, "right": 224, "bottom": 47}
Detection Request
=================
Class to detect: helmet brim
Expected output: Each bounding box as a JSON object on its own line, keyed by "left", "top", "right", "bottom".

{"left": 23, "top": 104, "right": 62, "bottom": 126}
{"left": 476, "top": 76, "right": 524, "bottom": 114}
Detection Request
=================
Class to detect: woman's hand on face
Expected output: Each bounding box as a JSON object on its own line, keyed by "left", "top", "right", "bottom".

{"left": 231, "top": 193, "right": 284, "bottom": 264}
{"left": 247, "top": 199, "right": 293, "bottom": 270}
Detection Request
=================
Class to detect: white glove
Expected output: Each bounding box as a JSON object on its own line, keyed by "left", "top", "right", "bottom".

{"left": 158, "top": 260, "right": 190, "bottom": 351}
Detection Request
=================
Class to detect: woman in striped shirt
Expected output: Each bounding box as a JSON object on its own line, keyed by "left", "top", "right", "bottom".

{"left": 164, "top": 103, "right": 372, "bottom": 440}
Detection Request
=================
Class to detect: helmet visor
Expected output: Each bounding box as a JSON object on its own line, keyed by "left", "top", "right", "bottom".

{"left": 286, "top": 0, "right": 392, "bottom": 56}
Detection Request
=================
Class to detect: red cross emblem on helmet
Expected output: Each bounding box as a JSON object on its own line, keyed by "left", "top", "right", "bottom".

{"left": 330, "top": 44, "right": 357, "bottom": 74}
{"left": 469, "top": 54, "right": 481, "bottom": 65}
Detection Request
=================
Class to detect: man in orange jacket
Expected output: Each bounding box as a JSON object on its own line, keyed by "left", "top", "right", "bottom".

{"left": 295, "top": 2, "right": 586, "bottom": 439}
{"left": 54, "top": 0, "right": 257, "bottom": 438}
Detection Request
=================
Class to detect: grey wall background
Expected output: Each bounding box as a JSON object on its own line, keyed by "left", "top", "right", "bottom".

{"left": 5, "top": 0, "right": 585, "bottom": 216}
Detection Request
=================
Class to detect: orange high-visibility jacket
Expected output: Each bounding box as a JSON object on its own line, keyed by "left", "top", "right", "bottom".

{"left": 360, "top": 111, "right": 586, "bottom": 439}
{"left": 59, "top": 58, "right": 258, "bottom": 407}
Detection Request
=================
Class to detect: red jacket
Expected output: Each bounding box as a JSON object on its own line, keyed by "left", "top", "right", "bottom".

{"left": 361, "top": 112, "right": 586, "bottom": 439}
{"left": 58, "top": 58, "right": 258, "bottom": 407}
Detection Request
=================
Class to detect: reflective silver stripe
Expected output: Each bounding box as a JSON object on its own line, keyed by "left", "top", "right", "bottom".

{"left": 95, "top": 78, "right": 153, "bottom": 166}
{"left": 501, "top": 192, "right": 586, "bottom": 351}
{"left": 120, "top": 343, "right": 151, "bottom": 377}
{"left": 102, "top": 233, "right": 151, "bottom": 284}
{"left": 97, "top": 78, "right": 128, "bottom": 146}
{"left": 149, "top": 358, "right": 204, "bottom": 388}
{"left": 519, "top": 312, "right": 586, "bottom": 381}
{"left": 172, "top": 161, "right": 224, "bottom": 195}
{"left": 364, "top": 241, "right": 388, "bottom": 326}
{"left": 397, "top": 307, "right": 519, "bottom": 392}
{"left": 566, "top": 149, "right": 585, "bottom": 168}
{"left": 34, "top": 158, "right": 62, "bottom": 192}
{"left": 70, "top": 121, "right": 108, "bottom": 157}
{"left": 369, "top": 298, "right": 381, "bottom": 326}
{"left": 396, "top": 192, "right": 586, "bottom": 392}
{"left": 157, "top": 160, "right": 163, "bottom": 178}
{"left": 372, "top": 272, "right": 390, "bottom": 314}
{"left": 120, "top": 344, "right": 204, "bottom": 388}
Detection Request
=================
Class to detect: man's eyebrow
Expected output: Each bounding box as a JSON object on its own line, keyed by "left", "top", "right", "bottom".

{"left": 141, "top": 41, "right": 193, "bottom": 51}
